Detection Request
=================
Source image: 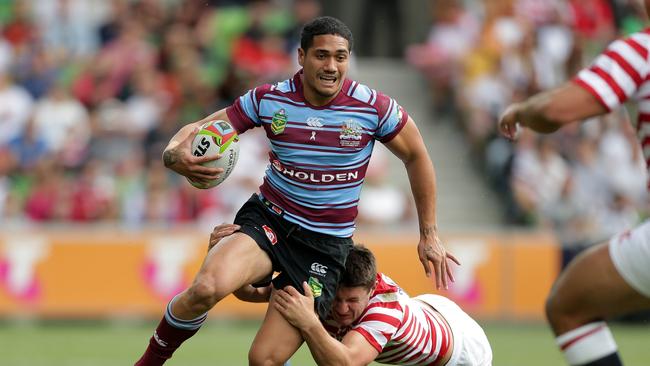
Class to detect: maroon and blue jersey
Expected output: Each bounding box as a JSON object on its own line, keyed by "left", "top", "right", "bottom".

{"left": 226, "top": 70, "right": 409, "bottom": 237}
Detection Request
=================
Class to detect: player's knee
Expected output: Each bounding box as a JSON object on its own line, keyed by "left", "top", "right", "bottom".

{"left": 545, "top": 289, "right": 578, "bottom": 332}
{"left": 186, "top": 278, "right": 229, "bottom": 311}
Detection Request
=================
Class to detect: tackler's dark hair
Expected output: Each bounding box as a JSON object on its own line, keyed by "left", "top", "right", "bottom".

{"left": 340, "top": 244, "right": 376, "bottom": 290}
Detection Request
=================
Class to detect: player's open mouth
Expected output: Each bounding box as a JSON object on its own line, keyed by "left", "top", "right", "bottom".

{"left": 319, "top": 75, "right": 337, "bottom": 86}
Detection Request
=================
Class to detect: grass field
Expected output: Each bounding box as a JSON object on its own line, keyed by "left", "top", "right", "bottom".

{"left": 1, "top": 321, "right": 648, "bottom": 365}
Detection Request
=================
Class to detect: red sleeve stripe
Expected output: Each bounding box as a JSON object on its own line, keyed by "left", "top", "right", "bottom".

{"left": 590, "top": 66, "right": 627, "bottom": 103}
{"left": 603, "top": 50, "right": 643, "bottom": 86}
{"left": 351, "top": 328, "right": 383, "bottom": 353}
{"left": 625, "top": 37, "right": 649, "bottom": 60}
{"left": 572, "top": 76, "right": 612, "bottom": 112}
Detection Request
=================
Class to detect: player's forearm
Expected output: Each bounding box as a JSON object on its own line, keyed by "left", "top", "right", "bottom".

{"left": 233, "top": 285, "right": 270, "bottom": 303}
{"left": 516, "top": 91, "right": 565, "bottom": 134}
{"left": 405, "top": 152, "right": 438, "bottom": 238}
{"left": 517, "top": 82, "right": 603, "bottom": 133}
{"left": 301, "top": 324, "right": 355, "bottom": 366}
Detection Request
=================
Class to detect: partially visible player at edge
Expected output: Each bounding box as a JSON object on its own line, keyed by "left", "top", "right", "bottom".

{"left": 498, "top": 4, "right": 650, "bottom": 365}
{"left": 135, "top": 16, "right": 458, "bottom": 366}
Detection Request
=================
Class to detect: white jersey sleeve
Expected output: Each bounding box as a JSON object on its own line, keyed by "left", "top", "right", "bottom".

{"left": 574, "top": 30, "right": 650, "bottom": 111}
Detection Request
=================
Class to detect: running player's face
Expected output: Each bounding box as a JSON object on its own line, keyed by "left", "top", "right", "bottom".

{"left": 298, "top": 34, "right": 350, "bottom": 105}
{"left": 330, "top": 286, "right": 373, "bottom": 327}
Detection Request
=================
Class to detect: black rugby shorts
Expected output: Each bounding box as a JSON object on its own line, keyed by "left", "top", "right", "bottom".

{"left": 233, "top": 194, "right": 353, "bottom": 319}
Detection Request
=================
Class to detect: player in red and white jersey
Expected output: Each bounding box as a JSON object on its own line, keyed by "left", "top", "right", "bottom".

{"left": 274, "top": 245, "right": 492, "bottom": 366}
{"left": 498, "top": 6, "right": 650, "bottom": 364}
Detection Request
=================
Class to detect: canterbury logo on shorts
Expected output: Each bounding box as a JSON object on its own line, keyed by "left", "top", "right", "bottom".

{"left": 310, "top": 262, "right": 328, "bottom": 276}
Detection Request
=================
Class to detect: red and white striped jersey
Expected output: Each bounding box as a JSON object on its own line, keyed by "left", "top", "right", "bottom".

{"left": 573, "top": 28, "right": 650, "bottom": 187}
{"left": 323, "top": 273, "right": 453, "bottom": 366}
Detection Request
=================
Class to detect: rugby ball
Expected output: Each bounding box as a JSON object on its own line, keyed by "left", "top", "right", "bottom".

{"left": 188, "top": 120, "right": 240, "bottom": 189}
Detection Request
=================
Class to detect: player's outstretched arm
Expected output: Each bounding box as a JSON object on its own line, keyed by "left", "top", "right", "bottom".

{"left": 384, "top": 117, "right": 460, "bottom": 289}
{"left": 498, "top": 81, "right": 607, "bottom": 140}
{"left": 162, "top": 108, "right": 231, "bottom": 186}
{"left": 274, "top": 284, "right": 378, "bottom": 366}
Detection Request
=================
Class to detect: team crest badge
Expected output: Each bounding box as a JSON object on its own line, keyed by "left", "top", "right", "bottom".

{"left": 308, "top": 276, "right": 323, "bottom": 298}
{"left": 339, "top": 120, "right": 362, "bottom": 147}
{"left": 271, "top": 109, "right": 288, "bottom": 135}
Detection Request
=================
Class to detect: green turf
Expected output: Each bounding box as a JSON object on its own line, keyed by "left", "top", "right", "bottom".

{"left": 0, "top": 321, "right": 648, "bottom": 365}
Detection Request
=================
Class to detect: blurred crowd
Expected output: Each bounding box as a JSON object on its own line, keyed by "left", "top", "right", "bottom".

{"left": 3, "top": 0, "right": 647, "bottom": 247}
{"left": 0, "top": 0, "right": 317, "bottom": 229}
{"left": 408, "top": 0, "right": 649, "bottom": 260}
{"left": 0, "top": 0, "right": 414, "bottom": 230}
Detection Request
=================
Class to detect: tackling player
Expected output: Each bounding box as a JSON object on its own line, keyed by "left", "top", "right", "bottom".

{"left": 271, "top": 244, "right": 492, "bottom": 366}
{"left": 210, "top": 225, "right": 492, "bottom": 366}
{"left": 135, "top": 16, "right": 458, "bottom": 366}
{"left": 498, "top": 5, "right": 650, "bottom": 364}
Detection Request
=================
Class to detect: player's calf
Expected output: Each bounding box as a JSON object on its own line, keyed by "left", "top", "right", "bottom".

{"left": 135, "top": 293, "right": 209, "bottom": 366}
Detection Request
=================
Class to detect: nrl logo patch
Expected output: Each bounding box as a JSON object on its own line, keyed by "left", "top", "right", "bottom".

{"left": 271, "top": 109, "right": 288, "bottom": 135}
{"left": 339, "top": 120, "right": 362, "bottom": 147}
{"left": 308, "top": 276, "right": 323, "bottom": 298}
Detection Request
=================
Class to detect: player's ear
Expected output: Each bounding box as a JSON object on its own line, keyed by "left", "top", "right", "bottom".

{"left": 367, "top": 284, "right": 376, "bottom": 297}
{"left": 298, "top": 47, "right": 305, "bottom": 67}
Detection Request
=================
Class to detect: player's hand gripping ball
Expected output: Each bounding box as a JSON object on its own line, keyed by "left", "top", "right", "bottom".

{"left": 188, "top": 120, "right": 240, "bottom": 189}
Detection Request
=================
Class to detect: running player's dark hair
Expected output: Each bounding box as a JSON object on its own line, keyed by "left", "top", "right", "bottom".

{"left": 300, "top": 16, "right": 353, "bottom": 51}
{"left": 340, "top": 244, "right": 376, "bottom": 290}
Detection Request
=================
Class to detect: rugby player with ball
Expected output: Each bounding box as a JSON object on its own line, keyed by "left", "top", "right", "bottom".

{"left": 135, "top": 16, "right": 457, "bottom": 366}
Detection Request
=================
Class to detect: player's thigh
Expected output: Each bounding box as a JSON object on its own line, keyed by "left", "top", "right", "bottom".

{"left": 547, "top": 242, "right": 650, "bottom": 330}
{"left": 249, "top": 290, "right": 304, "bottom": 365}
{"left": 193, "top": 232, "right": 273, "bottom": 295}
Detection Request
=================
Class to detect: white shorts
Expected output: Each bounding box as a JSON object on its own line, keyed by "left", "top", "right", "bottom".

{"left": 415, "top": 294, "right": 492, "bottom": 366}
{"left": 609, "top": 219, "right": 650, "bottom": 298}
